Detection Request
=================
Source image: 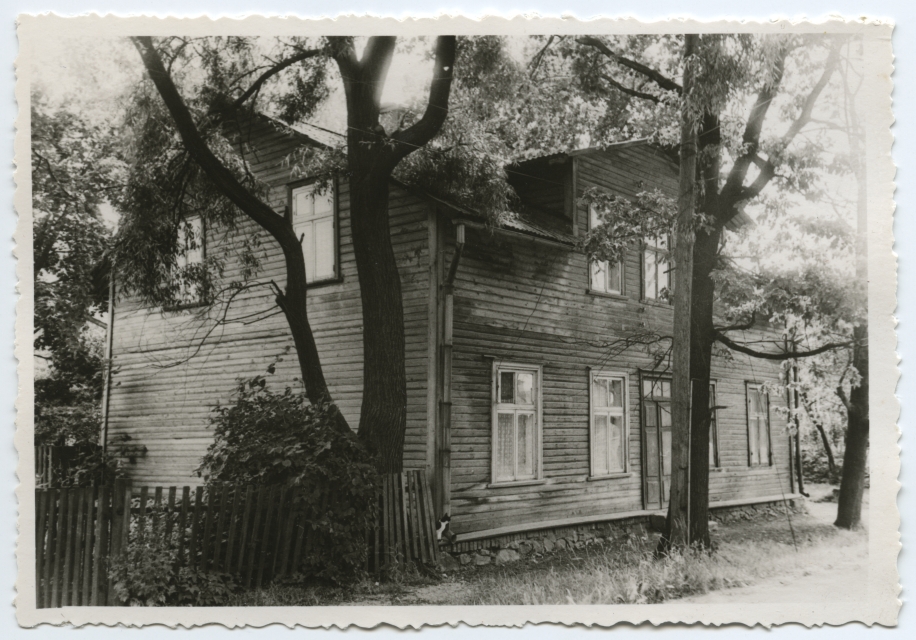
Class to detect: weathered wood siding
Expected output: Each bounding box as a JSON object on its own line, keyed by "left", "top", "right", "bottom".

{"left": 447, "top": 145, "right": 790, "bottom": 536}
{"left": 106, "top": 118, "right": 433, "bottom": 486}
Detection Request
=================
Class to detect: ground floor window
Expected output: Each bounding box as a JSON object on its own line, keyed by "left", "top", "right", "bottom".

{"left": 746, "top": 383, "right": 772, "bottom": 466}
{"left": 590, "top": 371, "right": 628, "bottom": 476}
{"left": 492, "top": 362, "right": 542, "bottom": 483}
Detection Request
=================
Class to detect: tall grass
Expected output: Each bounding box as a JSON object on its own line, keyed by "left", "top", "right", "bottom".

{"left": 462, "top": 528, "right": 864, "bottom": 605}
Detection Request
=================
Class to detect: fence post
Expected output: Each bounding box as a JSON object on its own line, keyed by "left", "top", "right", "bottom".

{"left": 106, "top": 478, "right": 131, "bottom": 605}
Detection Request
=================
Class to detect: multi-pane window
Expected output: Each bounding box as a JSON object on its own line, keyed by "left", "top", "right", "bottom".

{"left": 643, "top": 235, "right": 670, "bottom": 301}
{"left": 589, "top": 205, "right": 623, "bottom": 295}
{"left": 492, "top": 364, "right": 541, "bottom": 483}
{"left": 175, "top": 216, "right": 204, "bottom": 304}
{"left": 590, "top": 372, "right": 628, "bottom": 476}
{"left": 291, "top": 182, "right": 336, "bottom": 283}
{"left": 746, "top": 384, "right": 772, "bottom": 466}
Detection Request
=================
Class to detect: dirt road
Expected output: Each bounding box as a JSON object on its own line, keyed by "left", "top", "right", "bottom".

{"left": 677, "top": 488, "right": 869, "bottom": 604}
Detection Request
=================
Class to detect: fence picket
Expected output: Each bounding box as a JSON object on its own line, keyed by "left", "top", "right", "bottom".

{"left": 244, "top": 487, "right": 266, "bottom": 588}
{"left": 137, "top": 486, "right": 149, "bottom": 544}
{"left": 236, "top": 487, "right": 255, "bottom": 577}
{"left": 255, "top": 486, "right": 279, "bottom": 588}
{"left": 165, "top": 487, "right": 177, "bottom": 544}
{"left": 189, "top": 487, "right": 204, "bottom": 568}
{"left": 212, "top": 486, "right": 230, "bottom": 572}
{"left": 152, "top": 487, "right": 163, "bottom": 536}
{"left": 92, "top": 485, "right": 109, "bottom": 606}
{"left": 35, "top": 490, "right": 48, "bottom": 608}
{"left": 200, "top": 486, "right": 217, "bottom": 571}
{"left": 225, "top": 487, "right": 243, "bottom": 574}
{"left": 71, "top": 488, "right": 87, "bottom": 605}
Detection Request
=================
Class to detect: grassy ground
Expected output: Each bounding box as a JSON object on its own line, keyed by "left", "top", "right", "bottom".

{"left": 228, "top": 485, "right": 865, "bottom": 606}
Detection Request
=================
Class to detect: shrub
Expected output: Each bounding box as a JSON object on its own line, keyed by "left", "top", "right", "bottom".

{"left": 196, "top": 375, "right": 380, "bottom": 583}
{"left": 109, "top": 519, "right": 237, "bottom": 606}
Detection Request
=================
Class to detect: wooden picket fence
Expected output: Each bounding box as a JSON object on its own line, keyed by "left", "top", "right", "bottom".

{"left": 35, "top": 471, "right": 440, "bottom": 608}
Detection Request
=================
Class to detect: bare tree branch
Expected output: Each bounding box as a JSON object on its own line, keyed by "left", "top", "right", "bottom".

{"left": 529, "top": 35, "right": 558, "bottom": 78}
{"left": 229, "top": 48, "right": 324, "bottom": 111}
{"left": 390, "top": 36, "right": 457, "bottom": 163}
{"left": 576, "top": 36, "right": 682, "bottom": 93}
{"left": 714, "top": 331, "right": 853, "bottom": 361}
{"left": 599, "top": 72, "right": 661, "bottom": 103}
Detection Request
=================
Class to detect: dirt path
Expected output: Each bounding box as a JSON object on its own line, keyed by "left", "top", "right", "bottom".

{"left": 677, "top": 488, "right": 869, "bottom": 605}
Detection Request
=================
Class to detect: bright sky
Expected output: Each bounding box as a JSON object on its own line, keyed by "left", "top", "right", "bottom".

{"left": 29, "top": 34, "right": 857, "bottom": 275}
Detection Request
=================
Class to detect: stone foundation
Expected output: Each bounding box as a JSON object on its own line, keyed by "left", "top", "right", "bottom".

{"left": 441, "top": 497, "right": 806, "bottom": 567}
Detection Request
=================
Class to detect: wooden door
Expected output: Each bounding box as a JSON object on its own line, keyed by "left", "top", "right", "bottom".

{"left": 642, "top": 378, "right": 672, "bottom": 510}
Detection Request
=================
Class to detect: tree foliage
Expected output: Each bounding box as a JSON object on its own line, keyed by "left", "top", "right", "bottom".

{"left": 197, "top": 373, "right": 379, "bottom": 580}
{"left": 32, "top": 90, "right": 123, "bottom": 451}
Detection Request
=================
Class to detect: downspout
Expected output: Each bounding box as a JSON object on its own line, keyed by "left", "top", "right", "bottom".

{"left": 99, "top": 269, "right": 115, "bottom": 455}
{"left": 437, "top": 222, "right": 465, "bottom": 518}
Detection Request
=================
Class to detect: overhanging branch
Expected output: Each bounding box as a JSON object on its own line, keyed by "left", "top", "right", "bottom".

{"left": 714, "top": 331, "right": 853, "bottom": 361}
{"left": 576, "top": 36, "right": 682, "bottom": 94}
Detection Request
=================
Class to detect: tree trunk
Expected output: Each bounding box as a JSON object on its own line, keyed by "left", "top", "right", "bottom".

{"left": 662, "top": 33, "right": 698, "bottom": 550}
{"left": 274, "top": 238, "right": 351, "bottom": 434}
{"left": 348, "top": 165, "right": 408, "bottom": 472}
{"left": 835, "top": 324, "right": 868, "bottom": 528}
{"left": 685, "top": 112, "right": 723, "bottom": 548}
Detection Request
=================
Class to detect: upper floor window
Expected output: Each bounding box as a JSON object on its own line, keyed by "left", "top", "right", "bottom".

{"left": 492, "top": 363, "right": 542, "bottom": 484}
{"left": 746, "top": 383, "right": 772, "bottom": 466}
{"left": 175, "top": 216, "right": 204, "bottom": 305}
{"left": 643, "top": 235, "right": 670, "bottom": 301}
{"left": 588, "top": 205, "right": 624, "bottom": 295}
{"left": 590, "top": 372, "right": 628, "bottom": 476}
{"left": 290, "top": 181, "right": 337, "bottom": 283}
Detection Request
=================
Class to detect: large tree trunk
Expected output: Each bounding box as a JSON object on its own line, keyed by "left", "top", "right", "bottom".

{"left": 662, "top": 33, "right": 699, "bottom": 550}
{"left": 835, "top": 324, "right": 868, "bottom": 528}
{"left": 348, "top": 165, "right": 408, "bottom": 472}
{"left": 685, "top": 113, "right": 723, "bottom": 548}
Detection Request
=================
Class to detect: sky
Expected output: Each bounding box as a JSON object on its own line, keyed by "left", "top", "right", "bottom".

{"left": 28, "top": 33, "right": 857, "bottom": 275}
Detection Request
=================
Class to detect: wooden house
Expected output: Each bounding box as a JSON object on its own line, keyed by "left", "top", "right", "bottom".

{"left": 104, "top": 116, "right": 798, "bottom": 546}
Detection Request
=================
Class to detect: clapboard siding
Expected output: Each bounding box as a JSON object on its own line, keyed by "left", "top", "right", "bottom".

{"left": 107, "top": 117, "right": 432, "bottom": 486}
{"left": 447, "top": 145, "right": 789, "bottom": 536}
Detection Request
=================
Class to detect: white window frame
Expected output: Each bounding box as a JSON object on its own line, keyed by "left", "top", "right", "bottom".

{"left": 588, "top": 370, "right": 630, "bottom": 478}
{"left": 588, "top": 204, "right": 624, "bottom": 295}
{"left": 746, "top": 383, "right": 773, "bottom": 467}
{"left": 174, "top": 215, "right": 205, "bottom": 305}
{"left": 490, "top": 361, "right": 543, "bottom": 485}
{"left": 290, "top": 180, "right": 338, "bottom": 284}
{"left": 642, "top": 234, "right": 671, "bottom": 301}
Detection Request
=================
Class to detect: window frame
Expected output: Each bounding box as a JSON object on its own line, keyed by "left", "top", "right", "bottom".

{"left": 168, "top": 215, "right": 207, "bottom": 310}
{"left": 490, "top": 361, "right": 544, "bottom": 486}
{"left": 642, "top": 234, "right": 671, "bottom": 303}
{"left": 587, "top": 204, "right": 625, "bottom": 297}
{"left": 588, "top": 369, "right": 631, "bottom": 479}
{"left": 287, "top": 177, "right": 340, "bottom": 286}
{"left": 745, "top": 382, "right": 773, "bottom": 467}
{"left": 708, "top": 380, "right": 721, "bottom": 469}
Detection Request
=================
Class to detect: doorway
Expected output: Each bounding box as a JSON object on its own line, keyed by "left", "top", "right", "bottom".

{"left": 641, "top": 377, "right": 672, "bottom": 510}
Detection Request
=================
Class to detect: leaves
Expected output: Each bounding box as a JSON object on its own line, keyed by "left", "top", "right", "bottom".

{"left": 196, "top": 375, "right": 380, "bottom": 581}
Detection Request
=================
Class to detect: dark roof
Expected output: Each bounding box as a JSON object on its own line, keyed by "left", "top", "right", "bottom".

{"left": 264, "top": 115, "right": 749, "bottom": 240}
